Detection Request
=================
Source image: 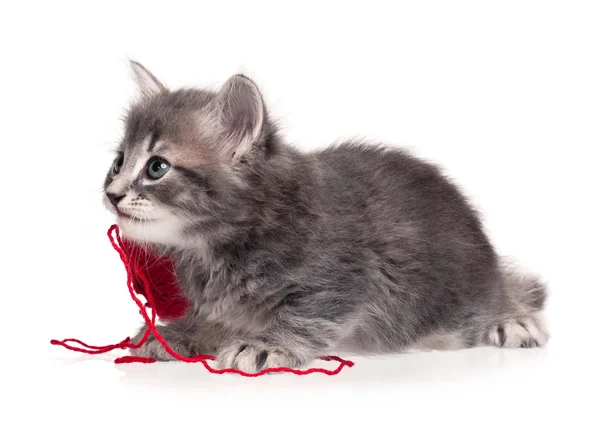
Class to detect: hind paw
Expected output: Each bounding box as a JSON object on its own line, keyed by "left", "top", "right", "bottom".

{"left": 488, "top": 317, "right": 548, "bottom": 348}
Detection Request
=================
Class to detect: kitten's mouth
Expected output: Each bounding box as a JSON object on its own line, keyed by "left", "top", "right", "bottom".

{"left": 117, "top": 210, "right": 154, "bottom": 222}
{"left": 116, "top": 209, "right": 133, "bottom": 219}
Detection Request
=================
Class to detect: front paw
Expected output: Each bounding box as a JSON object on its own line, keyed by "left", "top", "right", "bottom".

{"left": 216, "top": 339, "right": 304, "bottom": 373}
{"left": 130, "top": 334, "right": 176, "bottom": 361}
{"left": 129, "top": 328, "right": 194, "bottom": 361}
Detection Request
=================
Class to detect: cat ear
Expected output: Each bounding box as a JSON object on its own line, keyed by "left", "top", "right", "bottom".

{"left": 214, "top": 74, "right": 265, "bottom": 159}
{"left": 129, "top": 60, "right": 166, "bottom": 99}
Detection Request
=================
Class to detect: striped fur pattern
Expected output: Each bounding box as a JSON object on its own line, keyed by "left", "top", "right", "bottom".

{"left": 102, "top": 61, "right": 548, "bottom": 372}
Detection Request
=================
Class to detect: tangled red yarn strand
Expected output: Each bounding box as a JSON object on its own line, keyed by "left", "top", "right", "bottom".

{"left": 51, "top": 225, "right": 354, "bottom": 377}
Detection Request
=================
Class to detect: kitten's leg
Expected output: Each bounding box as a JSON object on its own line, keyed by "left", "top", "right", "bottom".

{"left": 411, "top": 314, "right": 547, "bottom": 351}
{"left": 217, "top": 338, "right": 306, "bottom": 372}
{"left": 215, "top": 318, "right": 342, "bottom": 372}
{"left": 486, "top": 315, "right": 548, "bottom": 348}
{"left": 129, "top": 317, "right": 229, "bottom": 361}
{"left": 129, "top": 320, "right": 196, "bottom": 361}
{"left": 412, "top": 331, "right": 467, "bottom": 351}
{"left": 484, "top": 261, "right": 549, "bottom": 348}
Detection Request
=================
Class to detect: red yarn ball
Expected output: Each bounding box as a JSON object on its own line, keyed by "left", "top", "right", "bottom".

{"left": 119, "top": 239, "right": 189, "bottom": 320}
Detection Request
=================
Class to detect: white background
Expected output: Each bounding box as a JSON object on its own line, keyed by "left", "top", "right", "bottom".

{"left": 2, "top": 1, "right": 599, "bottom": 419}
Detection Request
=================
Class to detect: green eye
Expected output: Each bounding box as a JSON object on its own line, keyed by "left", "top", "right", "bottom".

{"left": 147, "top": 157, "right": 171, "bottom": 180}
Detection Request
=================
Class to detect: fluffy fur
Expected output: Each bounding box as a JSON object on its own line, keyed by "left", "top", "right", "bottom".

{"left": 103, "top": 61, "right": 548, "bottom": 372}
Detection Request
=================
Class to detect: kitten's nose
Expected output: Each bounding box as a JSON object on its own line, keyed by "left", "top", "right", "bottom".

{"left": 107, "top": 193, "right": 125, "bottom": 207}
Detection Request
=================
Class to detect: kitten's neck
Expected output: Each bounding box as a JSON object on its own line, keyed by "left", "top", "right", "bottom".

{"left": 169, "top": 140, "right": 316, "bottom": 264}
{"left": 220, "top": 143, "right": 316, "bottom": 250}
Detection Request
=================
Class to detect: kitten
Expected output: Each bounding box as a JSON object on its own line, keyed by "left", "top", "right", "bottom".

{"left": 103, "top": 61, "right": 548, "bottom": 372}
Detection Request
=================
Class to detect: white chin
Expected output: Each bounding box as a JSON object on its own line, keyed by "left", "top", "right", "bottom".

{"left": 117, "top": 217, "right": 183, "bottom": 246}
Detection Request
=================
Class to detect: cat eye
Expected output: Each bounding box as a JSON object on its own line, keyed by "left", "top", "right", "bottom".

{"left": 147, "top": 157, "right": 171, "bottom": 180}
{"left": 112, "top": 154, "right": 124, "bottom": 174}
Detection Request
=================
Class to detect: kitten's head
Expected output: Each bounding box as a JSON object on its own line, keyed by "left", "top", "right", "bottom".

{"left": 104, "top": 61, "right": 275, "bottom": 246}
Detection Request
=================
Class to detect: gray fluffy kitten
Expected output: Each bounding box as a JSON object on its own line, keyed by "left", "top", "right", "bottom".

{"left": 103, "top": 61, "right": 548, "bottom": 372}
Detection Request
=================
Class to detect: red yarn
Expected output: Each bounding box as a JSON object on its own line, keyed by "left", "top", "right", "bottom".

{"left": 51, "top": 225, "right": 354, "bottom": 377}
{"left": 119, "top": 238, "right": 189, "bottom": 320}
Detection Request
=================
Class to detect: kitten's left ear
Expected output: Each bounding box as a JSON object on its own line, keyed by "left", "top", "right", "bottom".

{"left": 214, "top": 74, "right": 265, "bottom": 159}
{"left": 129, "top": 60, "right": 166, "bottom": 99}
